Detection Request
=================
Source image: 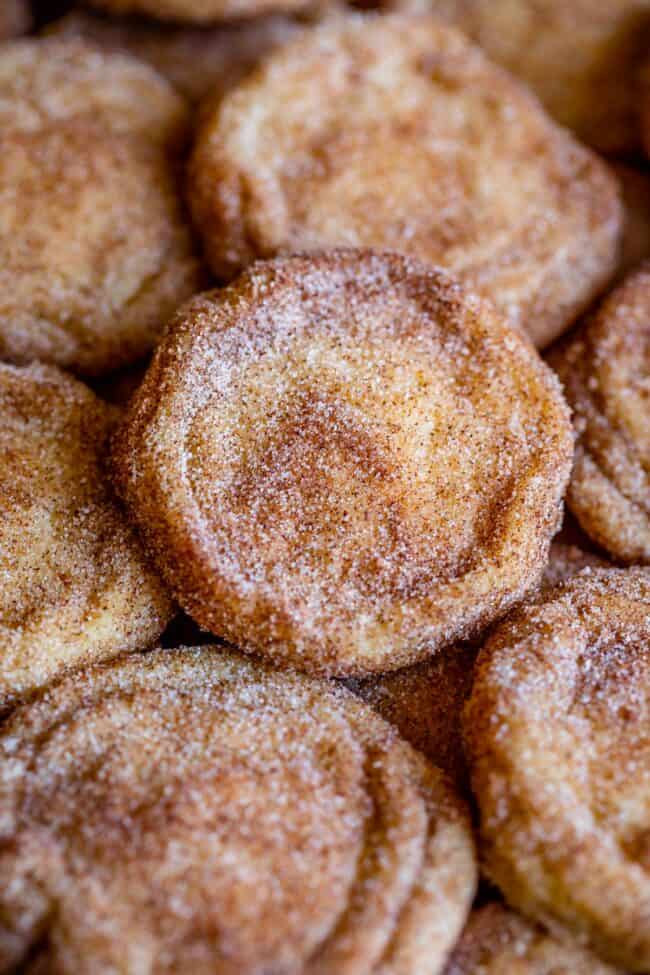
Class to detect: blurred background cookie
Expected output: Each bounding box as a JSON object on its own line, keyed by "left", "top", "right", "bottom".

{"left": 46, "top": 8, "right": 301, "bottom": 104}
{"left": 347, "top": 644, "right": 477, "bottom": 793}
{"left": 0, "top": 39, "right": 202, "bottom": 375}
{"left": 612, "top": 163, "right": 650, "bottom": 278}
{"left": 541, "top": 540, "right": 611, "bottom": 589}
{"left": 375, "top": 0, "right": 650, "bottom": 157}
{"left": 189, "top": 14, "right": 622, "bottom": 348}
{"left": 550, "top": 264, "right": 650, "bottom": 564}
{"left": 84, "top": 0, "right": 324, "bottom": 23}
{"left": 636, "top": 49, "right": 650, "bottom": 160}
{"left": 444, "top": 902, "right": 622, "bottom": 974}
{"left": 0, "top": 36, "right": 188, "bottom": 142}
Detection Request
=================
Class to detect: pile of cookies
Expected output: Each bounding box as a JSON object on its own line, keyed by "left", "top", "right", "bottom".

{"left": 0, "top": 1, "right": 649, "bottom": 972}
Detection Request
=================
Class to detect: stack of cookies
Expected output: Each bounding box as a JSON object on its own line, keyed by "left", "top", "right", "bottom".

{"left": 0, "top": 2, "right": 649, "bottom": 972}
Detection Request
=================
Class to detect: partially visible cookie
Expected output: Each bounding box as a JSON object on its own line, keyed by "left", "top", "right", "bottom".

{"left": 0, "top": 39, "right": 202, "bottom": 375}
{"left": 47, "top": 9, "right": 300, "bottom": 104}
{"left": 0, "top": 647, "right": 477, "bottom": 973}
{"left": 0, "top": 363, "right": 173, "bottom": 713}
{"left": 550, "top": 265, "right": 650, "bottom": 563}
{"left": 189, "top": 14, "right": 621, "bottom": 348}
{"left": 465, "top": 568, "right": 650, "bottom": 971}
{"left": 444, "top": 903, "right": 622, "bottom": 974}
{"left": 0, "top": 37, "right": 188, "bottom": 146}
{"left": 348, "top": 541, "right": 608, "bottom": 790}
{"left": 383, "top": 0, "right": 650, "bottom": 156}
{"left": 637, "top": 53, "right": 650, "bottom": 160}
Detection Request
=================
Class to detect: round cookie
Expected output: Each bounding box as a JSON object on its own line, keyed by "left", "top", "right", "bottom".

{"left": 46, "top": 10, "right": 301, "bottom": 105}
{"left": 384, "top": 1, "right": 650, "bottom": 157}
{"left": 112, "top": 251, "right": 573, "bottom": 676}
{"left": 444, "top": 903, "right": 621, "bottom": 975}
{"left": 465, "top": 567, "right": 650, "bottom": 971}
{"left": 0, "top": 362, "right": 173, "bottom": 713}
{"left": 188, "top": 14, "right": 621, "bottom": 349}
{"left": 85, "top": 0, "right": 319, "bottom": 24}
{"left": 0, "top": 0, "right": 31, "bottom": 40}
{"left": 0, "top": 647, "right": 477, "bottom": 973}
{"left": 0, "top": 123, "right": 201, "bottom": 375}
{"left": 347, "top": 644, "right": 476, "bottom": 793}
{"left": 0, "top": 39, "right": 202, "bottom": 375}
{"left": 550, "top": 265, "right": 650, "bottom": 564}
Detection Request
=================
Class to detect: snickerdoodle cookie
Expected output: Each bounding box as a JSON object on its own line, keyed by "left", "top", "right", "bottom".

{"left": 112, "top": 251, "right": 573, "bottom": 676}
{"left": 0, "top": 0, "right": 30, "bottom": 40}
{"left": 0, "top": 647, "right": 476, "bottom": 973}
{"left": 465, "top": 567, "right": 650, "bottom": 971}
{"left": 388, "top": 1, "right": 650, "bottom": 156}
{"left": 0, "top": 362, "right": 172, "bottom": 713}
{"left": 0, "top": 39, "right": 201, "bottom": 375}
{"left": 550, "top": 265, "right": 650, "bottom": 564}
{"left": 189, "top": 15, "right": 621, "bottom": 347}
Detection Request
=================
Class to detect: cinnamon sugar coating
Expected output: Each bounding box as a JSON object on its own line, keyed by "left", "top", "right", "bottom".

{"left": 47, "top": 10, "right": 301, "bottom": 105}
{"left": 0, "top": 39, "right": 202, "bottom": 376}
{"left": 384, "top": 1, "right": 650, "bottom": 157}
{"left": 465, "top": 567, "right": 650, "bottom": 971}
{"left": 0, "top": 647, "right": 477, "bottom": 973}
{"left": 188, "top": 14, "right": 621, "bottom": 349}
{"left": 550, "top": 265, "right": 650, "bottom": 564}
{"left": 86, "top": 0, "right": 319, "bottom": 24}
{"left": 0, "top": 363, "right": 173, "bottom": 714}
{"left": 444, "top": 903, "right": 621, "bottom": 975}
{"left": 112, "top": 251, "right": 573, "bottom": 676}
{"left": 0, "top": 0, "right": 31, "bottom": 40}
{"left": 347, "top": 542, "right": 606, "bottom": 792}
{"left": 0, "top": 38, "right": 188, "bottom": 145}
